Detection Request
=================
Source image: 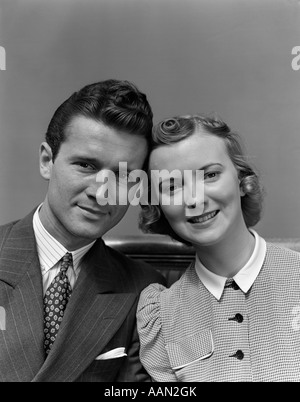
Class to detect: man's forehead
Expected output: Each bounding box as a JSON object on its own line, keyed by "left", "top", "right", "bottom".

{"left": 65, "top": 115, "right": 147, "bottom": 143}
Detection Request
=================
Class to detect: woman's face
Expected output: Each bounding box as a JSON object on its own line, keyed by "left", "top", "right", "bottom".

{"left": 149, "top": 130, "right": 246, "bottom": 248}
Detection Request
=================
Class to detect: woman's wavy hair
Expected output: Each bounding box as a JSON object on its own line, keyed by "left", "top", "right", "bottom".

{"left": 139, "top": 114, "right": 264, "bottom": 245}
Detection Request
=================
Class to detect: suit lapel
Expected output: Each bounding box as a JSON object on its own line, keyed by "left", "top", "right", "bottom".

{"left": 0, "top": 210, "right": 45, "bottom": 381}
{"left": 33, "top": 240, "right": 137, "bottom": 382}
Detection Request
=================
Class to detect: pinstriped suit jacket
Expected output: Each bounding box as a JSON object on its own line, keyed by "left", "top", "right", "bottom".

{"left": 0, "top": 209, "right": 165, "bottom": 382}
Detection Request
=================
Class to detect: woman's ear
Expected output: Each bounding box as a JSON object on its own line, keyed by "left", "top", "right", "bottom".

{"left": 240, "top": 183, "right": 246, "bottom": 197}
{"left": 39, "top": 142, "right": 53, "bottom": 180}
{"left": 239, "top": 176, "right": 246, "bottom": 197}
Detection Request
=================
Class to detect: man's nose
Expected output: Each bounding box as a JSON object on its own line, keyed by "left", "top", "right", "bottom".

{"left": 85, "top": 175, "right": 99, "bottom": 199}
{"left": 94, "top": 169, "right": 117, "bottom": 206}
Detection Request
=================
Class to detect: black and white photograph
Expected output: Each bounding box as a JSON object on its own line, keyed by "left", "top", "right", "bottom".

{"left": 0, "top": 0, "right": 300, "bottom": 384}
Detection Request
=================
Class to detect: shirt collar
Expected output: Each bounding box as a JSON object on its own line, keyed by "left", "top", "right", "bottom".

{"left": 195, "top": 229, "right": 266, "bottom": 300}
{"left": 32, "top": 204, "right": 96, "bottom": 274}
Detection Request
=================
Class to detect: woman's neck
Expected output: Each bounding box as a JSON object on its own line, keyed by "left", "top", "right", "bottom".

{"left": 195, "top": 227, "right": 256, "bottom": 278}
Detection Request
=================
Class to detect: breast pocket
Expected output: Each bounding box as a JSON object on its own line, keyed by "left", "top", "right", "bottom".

{"left": 166, "top": 329, "right": 214, "bottom": 370}
{"left": 78, "top": 355, "right": 127, "bottom": 382}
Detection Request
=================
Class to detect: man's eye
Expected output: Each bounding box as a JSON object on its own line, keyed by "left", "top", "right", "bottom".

{"left": 117, "top": 171, "right": 137, "bottom": 181}
{"left": 77, "top": 162, "right": 95, "bottom": 170}
{"left": 117, "top": 171, "right": 129, "bottom": 180}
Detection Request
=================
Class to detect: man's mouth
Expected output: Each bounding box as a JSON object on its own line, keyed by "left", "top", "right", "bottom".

{"left": 78, "top": 205, "right": 109, "bottom": 216}
{"left": 187, "top": 210, "right": 219, "bottom": 224}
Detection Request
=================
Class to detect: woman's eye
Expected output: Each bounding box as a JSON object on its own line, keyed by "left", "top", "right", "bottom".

{"left": 169, "top": 184, "right": 179, "bottom": 192}
{"left": 205, "top": 172, "right": 219, "bottom": 180}
{"left": 162, "top": 183, "right": 182, "bottom": 194}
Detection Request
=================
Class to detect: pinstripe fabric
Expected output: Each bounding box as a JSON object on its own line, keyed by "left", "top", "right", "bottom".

{"left": 137, "top": 243, "right": 300, "bottom": 382}
{"left": 0, "top": 209, "right": 165, "bottom": 382}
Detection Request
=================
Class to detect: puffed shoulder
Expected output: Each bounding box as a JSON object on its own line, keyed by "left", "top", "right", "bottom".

{"left": 137, "top": 283, "right": 178, "bottom": 381}
{"left": 137, "top": 283, "right": 167, "bottom": 338}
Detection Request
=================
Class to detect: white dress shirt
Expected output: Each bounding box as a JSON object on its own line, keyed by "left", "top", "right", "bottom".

{"left": 32, "top": 205, "right": 96, "bottom": 295}
{"left": 195, "top": 229, "right": 267, "bottom": 300}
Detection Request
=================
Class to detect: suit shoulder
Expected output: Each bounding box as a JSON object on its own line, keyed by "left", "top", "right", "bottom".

{"left": 0, "top": 219, "right": 20, "bottom": 241}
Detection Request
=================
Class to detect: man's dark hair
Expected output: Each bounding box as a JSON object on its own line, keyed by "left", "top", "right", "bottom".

{"left": 45, "top": 79, "right": 153, "bottom": 160}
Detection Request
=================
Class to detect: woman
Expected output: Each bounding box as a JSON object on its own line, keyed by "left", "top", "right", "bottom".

{"left": 137, "top": 114, "right": 300, "bottom": 382}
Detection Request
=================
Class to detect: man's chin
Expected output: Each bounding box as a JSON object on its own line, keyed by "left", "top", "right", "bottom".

{"left": 68, "top": 224, "right": 108, "bottom": 245}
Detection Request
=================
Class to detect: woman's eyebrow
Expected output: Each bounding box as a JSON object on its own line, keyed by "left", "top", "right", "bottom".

{"left": 198, "top": 163, "right": 224, "bottom": 170}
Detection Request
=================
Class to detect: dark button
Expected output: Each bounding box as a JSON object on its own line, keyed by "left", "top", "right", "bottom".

{"left": 235, "top": 350, "right": 244, "bottom": 360}
{"left": 228, "top": 313, "right": 244, "bottom": 323}
{"left": 235, "top": 313, "right": 243, "bottom": 323}
{"left": 232, "top": 281, "right": 239, "bottom": 290}
{"left": 224, "top": 279, "right": 234, "bottom": 288}
{"left": 230, "top": 350, "right": 244, "bottom": 360}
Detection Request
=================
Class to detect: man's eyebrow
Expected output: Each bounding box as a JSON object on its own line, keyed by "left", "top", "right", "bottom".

{"left": 72, "top": 157, "right": 135, "bottom": 173}
{"left": 72, "top": 155, "right": 99, "bottom": 164}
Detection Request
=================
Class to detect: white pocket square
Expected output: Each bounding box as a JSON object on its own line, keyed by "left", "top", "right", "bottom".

{"left": 95, "top": 347, "right": 127, "bottom": 360}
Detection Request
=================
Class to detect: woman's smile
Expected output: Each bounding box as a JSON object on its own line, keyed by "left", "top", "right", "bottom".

{"left": 187, "top": 210, "right": 219, "bottom": 225}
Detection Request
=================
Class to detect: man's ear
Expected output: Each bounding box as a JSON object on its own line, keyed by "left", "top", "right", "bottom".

{"left": 39, "top": 142, "right": 53, "bottom": 180}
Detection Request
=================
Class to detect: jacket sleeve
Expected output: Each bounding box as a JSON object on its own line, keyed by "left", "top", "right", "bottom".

{"left": 115, "top": 300, "right": 152, "bottom": 382}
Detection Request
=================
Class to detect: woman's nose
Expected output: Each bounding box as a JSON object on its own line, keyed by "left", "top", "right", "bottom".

{"left": 184, "top": 178, "right": 205, "bottom": 216}
{"left": 185, "top": 197, "right": 197, "bottom": 209}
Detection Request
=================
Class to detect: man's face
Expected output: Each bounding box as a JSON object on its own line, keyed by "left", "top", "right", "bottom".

{"left": 39, "top": 115, "right": 148, "bottom": 250}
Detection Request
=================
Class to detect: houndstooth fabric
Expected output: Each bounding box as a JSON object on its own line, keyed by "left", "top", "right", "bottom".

{"left": 43, "top": 253, "right": 73, "bottom": 356}
{"left": 137, "top": 243, "right": 300, "bottom": 382}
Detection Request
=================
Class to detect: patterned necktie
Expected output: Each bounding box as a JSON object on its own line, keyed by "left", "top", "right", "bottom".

{"left": 43, "top": 252, "right": 73, "bottom": 356}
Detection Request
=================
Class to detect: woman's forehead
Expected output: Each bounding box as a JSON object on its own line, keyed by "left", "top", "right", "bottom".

{"left": 149, "top": 132, "right": 230, "bottom": 170}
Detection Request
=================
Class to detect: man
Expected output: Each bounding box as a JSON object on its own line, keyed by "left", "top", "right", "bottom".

{"left": 0, "top": 79, "right": 165, "bottom": 382}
